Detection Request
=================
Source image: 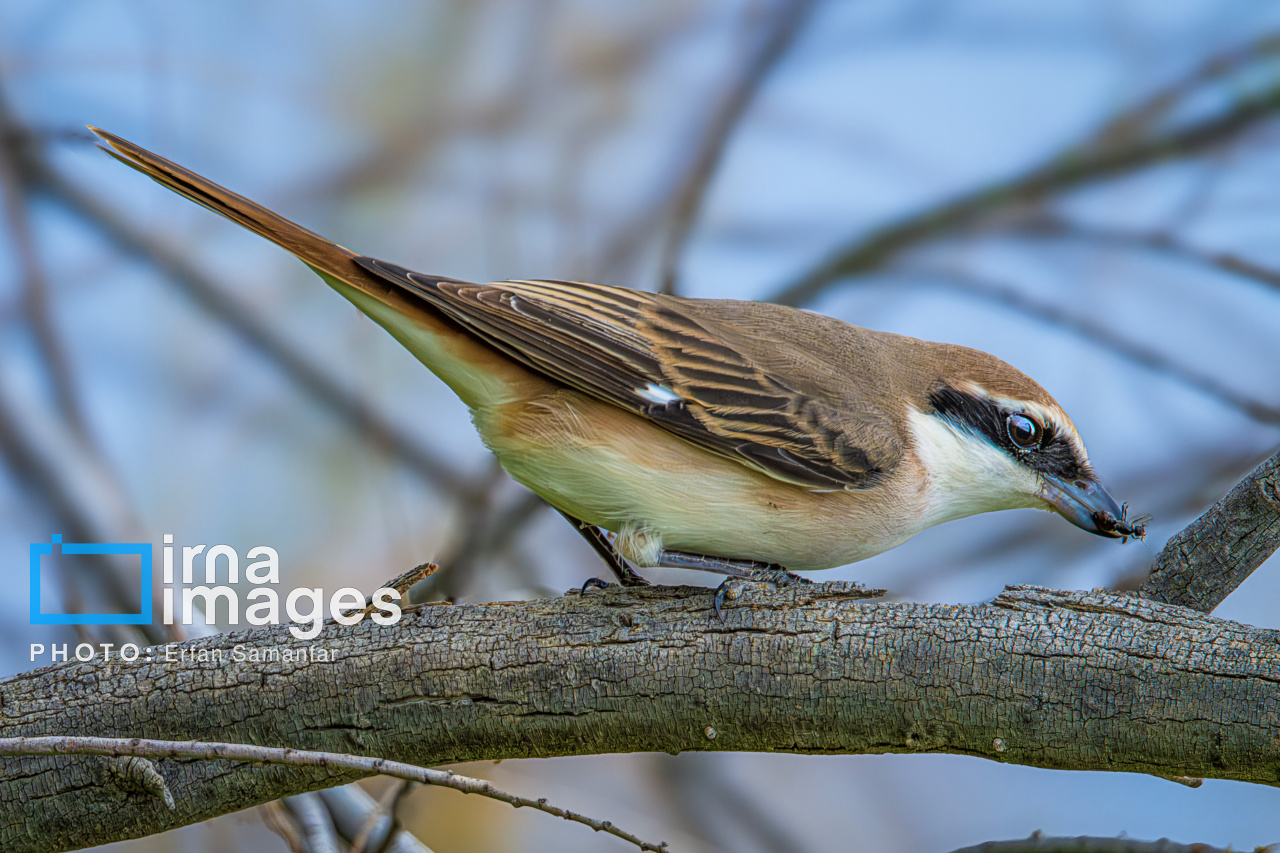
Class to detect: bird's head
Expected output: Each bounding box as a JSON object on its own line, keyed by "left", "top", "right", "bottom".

{"left": 906, "top": 346, "right": 1139, "bottom": 540}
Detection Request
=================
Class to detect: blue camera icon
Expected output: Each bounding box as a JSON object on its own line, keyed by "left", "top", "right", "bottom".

{"left": 29, "top": 534, "right": 153, "bottom": 625}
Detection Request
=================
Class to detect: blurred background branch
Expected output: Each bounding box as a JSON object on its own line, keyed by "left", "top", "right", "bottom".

{"left": 771, "top": 30, "right": 1280, "bottom": 307}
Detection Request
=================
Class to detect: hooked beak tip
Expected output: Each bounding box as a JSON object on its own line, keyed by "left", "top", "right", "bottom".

{"left": 1039, "top": 475, "right": 1144, "bottom": 540}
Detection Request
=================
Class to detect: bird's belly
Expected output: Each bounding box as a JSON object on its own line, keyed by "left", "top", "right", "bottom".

{"left": 474, "top": 390, "right": 927, "bottom": 571}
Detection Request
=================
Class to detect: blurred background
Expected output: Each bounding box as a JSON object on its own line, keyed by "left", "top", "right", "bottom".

{"left": 2, "top": 1, "right": 1279, "bottom": 850}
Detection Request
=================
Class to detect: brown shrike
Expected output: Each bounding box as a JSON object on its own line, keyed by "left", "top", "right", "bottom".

{"left": 91, "top": 128, "right": 1143, "bottom": 612}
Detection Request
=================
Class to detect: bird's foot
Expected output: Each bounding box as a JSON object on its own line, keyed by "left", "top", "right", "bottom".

{"left": 712, "top": 565, "right": 809, "bottom": 622}
{"left": 655, "top": 550, "right": 808, "bottom": 621}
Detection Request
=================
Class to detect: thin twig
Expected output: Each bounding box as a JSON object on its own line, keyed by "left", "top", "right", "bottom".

{"left": 771, "top": 78, "right": 1280, "bottom": 307}
{"left": 897, "top": 266, "right": 1280, "bottom": 426}
{"left": 658, "top": 0, "right": 818, "bottom": 295}
{"left": 0, "top": 736, "right": 668, "bottom": 852}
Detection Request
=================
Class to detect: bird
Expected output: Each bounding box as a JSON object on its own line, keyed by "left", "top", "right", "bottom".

{"left": 90, "top": 127, "right": 1143, "bottom": 613}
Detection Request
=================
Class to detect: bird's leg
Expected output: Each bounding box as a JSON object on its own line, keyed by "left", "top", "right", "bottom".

{"left": 555, "top": 508, "right": 651, "bottom": 589}
{"left": 657, "top": 550, "right": 810, "bottom": 621}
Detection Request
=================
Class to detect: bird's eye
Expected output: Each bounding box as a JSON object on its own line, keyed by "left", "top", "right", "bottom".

{"left": 1006, "top": 413, "right": 1041, "bottom": 450}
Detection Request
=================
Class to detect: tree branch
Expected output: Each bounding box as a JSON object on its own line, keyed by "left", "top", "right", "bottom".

{"left": 1139, "top": 448, "right": 1280, "bottom": 612}
{"left": 2, "top": 579, "right": 1277, "bottom": 852}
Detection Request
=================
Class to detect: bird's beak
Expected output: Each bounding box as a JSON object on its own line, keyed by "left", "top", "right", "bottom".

{"left": 1038, "top": 474, "right": 1126, "bottom": 538}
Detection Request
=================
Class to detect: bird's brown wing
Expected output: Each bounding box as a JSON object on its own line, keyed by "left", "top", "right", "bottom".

{"left": 358, "top": 258, "right": 893, "bottom": 489}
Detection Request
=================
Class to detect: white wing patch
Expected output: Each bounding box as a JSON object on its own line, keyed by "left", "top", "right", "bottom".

{"left": 637, "top": 382, "right": 682, "bottom": 405}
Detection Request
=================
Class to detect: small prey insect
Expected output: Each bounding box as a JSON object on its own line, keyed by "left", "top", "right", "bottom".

{"left": 1092, "top": 501, "right": 1150, "bottom": 543}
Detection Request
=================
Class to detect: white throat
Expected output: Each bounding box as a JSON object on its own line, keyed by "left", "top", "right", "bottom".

{"left": 905, "top": 407, "right": 1043, "bottom": 528}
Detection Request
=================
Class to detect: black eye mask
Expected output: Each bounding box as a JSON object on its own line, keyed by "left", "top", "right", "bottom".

{"left": 928, "top": 385, "right": 1086, "bottom": 481}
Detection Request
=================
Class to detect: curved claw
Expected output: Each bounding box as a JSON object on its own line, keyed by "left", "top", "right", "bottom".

{"left": 580, "top": 577, "right": 612, "bottom": 594}
{"left": 711, "top": 564, "right": 809, "bottom": 621}
{"left": 712, "top": 578, "right": 740, "bottom": 623}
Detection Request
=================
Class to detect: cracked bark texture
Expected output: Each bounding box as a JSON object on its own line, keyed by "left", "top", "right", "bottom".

{"left": 1140, "top": 448, "right": 1280, "bottom": 612}
{"left": 2, "top": 582, "right": 1278, "bottom": 852}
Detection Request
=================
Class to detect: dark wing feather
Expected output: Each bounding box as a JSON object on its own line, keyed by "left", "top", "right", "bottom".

{"left": 357, "top": 258, "right": 888, "bottom": 489}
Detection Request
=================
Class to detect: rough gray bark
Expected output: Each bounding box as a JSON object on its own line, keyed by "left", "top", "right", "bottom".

{"left": 1, "top": 582, "right": 1278, "bottom": 853}
{"left": 1139, "top": 448, "right": 1280, "bottom": 611}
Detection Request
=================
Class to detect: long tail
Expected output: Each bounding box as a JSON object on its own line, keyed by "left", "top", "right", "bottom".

{"left": 89, "top": 127, "right": 374, "bottom": 280}
{"left": 89, "top": 127, "right": 537, "bottom": 409}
